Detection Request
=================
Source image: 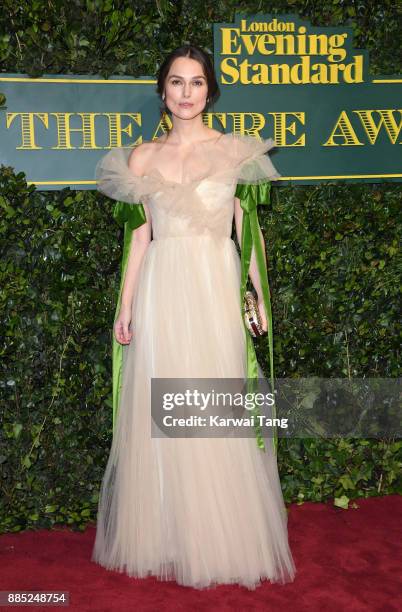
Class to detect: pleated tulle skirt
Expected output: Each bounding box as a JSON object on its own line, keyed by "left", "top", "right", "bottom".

{"left": 91, "top": 235, "right": 296, "bottom": 589}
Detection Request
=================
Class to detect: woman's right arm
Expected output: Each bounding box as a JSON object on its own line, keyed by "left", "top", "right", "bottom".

{"left": 120, "top": 207, "right": 152, "bottom": 311}
{"left": 114, "top": 146, "right": 152, "bottom": 345}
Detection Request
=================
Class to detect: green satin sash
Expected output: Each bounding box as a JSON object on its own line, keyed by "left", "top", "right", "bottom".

{"left": 111, "top": 185, "right": 277, "bottom": 453}
{"left": 235, "top": 182, "right": 277, "bottom": 454}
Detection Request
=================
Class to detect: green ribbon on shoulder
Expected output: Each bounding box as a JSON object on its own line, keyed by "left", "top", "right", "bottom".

{"left": 111, "top": 185, "right": 277, "bottom": 454}
{"left": 235, "top": 182, "right": 277, "bottom": 454}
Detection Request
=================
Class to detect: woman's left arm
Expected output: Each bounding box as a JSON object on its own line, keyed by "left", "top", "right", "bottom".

{"left": 234, "top": 196, "right": 268, "bottom": 332}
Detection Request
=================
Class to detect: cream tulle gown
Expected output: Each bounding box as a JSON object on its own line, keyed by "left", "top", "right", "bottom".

{"left": 91, "top": 132, "right": 296, "bottom": 590}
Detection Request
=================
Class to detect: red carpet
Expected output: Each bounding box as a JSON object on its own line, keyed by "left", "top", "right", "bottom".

{"left": 0, "top": 495, "right": 400, "bottom": 611}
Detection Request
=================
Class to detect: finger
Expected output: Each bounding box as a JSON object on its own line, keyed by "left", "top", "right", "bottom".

{"left": 115, "top": 327, "right": 124, "bottom": 344}
{"left": 123, "top": 324, "right": 133, "bottom": 343}
{"left": 115, "top": 322, "right": 127, "bottom": 344}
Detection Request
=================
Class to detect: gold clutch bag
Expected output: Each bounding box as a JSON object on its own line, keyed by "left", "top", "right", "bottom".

{"left": 243, "top": 290, "right": 266, "bottom": 338}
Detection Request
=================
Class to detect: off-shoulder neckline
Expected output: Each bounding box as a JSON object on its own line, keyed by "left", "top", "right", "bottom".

{"left": 123, "top": 132, "right": 275, "bottom": 187}
{"left": 138, "top": 132, "right": 231, "bottom": 186}
{"left": 95, "top": 134, "right": 279, "bottom": 199}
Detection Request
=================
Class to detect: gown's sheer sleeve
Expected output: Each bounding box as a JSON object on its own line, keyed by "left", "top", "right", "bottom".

{"left": 231, "top": 135, "right": 281, "bottom": 185}
{"left": 95, "top": 147, "right": 153, "bottom": 204}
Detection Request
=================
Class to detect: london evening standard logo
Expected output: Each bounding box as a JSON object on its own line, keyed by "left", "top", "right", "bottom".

{"left": 217, "top": 16, "right": 366, "bottom": 85}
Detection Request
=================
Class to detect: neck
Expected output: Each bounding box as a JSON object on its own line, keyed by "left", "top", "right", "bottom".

{"left": 165, "top": 118, "right": 213, "bottom": 145}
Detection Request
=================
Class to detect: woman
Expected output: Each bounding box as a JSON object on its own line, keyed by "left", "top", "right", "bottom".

{"left": 91, "top": 44, "right": 296, "bottom": 590}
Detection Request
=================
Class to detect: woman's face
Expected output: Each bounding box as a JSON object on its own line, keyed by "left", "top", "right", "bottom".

{"left": 163, "top": 57, "right": 209, "bottom": 120}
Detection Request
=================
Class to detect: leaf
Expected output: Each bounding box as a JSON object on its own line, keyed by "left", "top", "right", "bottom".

{"left": 334, "top": 495, "right": 350, "bottom": 509}
{"left": 13, "top": 423, "right": 23, "bottom": 439}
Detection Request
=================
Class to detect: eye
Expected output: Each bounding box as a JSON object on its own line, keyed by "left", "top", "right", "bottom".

{"left": 170, "top": 79, "right": 181, "bottom": 85}
{"left": 193, "top": 80, "right": 204, "bottom": 86}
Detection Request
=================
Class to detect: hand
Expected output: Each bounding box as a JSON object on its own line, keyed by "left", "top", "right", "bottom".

{"left": 114, "top": 305, "right": 133, "bottom": 345}
{"left": 257, "top": 299, "right": 268, "bottom": 333}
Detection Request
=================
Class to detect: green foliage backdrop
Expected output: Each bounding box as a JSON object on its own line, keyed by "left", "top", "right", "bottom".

{"left": 1, "top": 1, "right": 401, "bottom": 532}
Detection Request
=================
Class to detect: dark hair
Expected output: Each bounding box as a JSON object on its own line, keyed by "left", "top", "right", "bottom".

{"left": 156, "top": 44, "right": 220, "bottom": 118}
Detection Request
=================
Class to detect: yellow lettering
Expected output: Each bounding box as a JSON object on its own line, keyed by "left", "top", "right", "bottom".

{"left": 270, "top": 112, "right": 305, "bottom": 146}
{"left": 50, "top": 113, "right": 102, "bottom": 149}
{"left": 324, "top": 111, "right": 364, "bottom": 146}
{"left": 354, "top": 109, "right": 402, "bottom": 144}
{"left": 104, "top": 113, "right": 142, "bottom": 147}
{"left": 221, "top": 27, "right": 241, "bottom": 55}
{"left": 6, "top": 112, "right": 48, "bottom": 149}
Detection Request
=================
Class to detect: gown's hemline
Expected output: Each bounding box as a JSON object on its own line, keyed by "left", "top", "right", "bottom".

{"left": 91, "top": 549, "right": 295, "bottom": 591}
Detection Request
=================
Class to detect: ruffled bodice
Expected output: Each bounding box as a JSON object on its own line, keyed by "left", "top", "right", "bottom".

{"left": 95, "top": 132, "right": 281, "bottom": 240}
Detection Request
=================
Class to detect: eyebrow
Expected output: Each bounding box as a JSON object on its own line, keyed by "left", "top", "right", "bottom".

{"left": 168, "top": 75, "right": 206, "bottom": 79}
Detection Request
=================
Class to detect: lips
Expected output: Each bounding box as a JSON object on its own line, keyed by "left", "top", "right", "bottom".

{"left": 179, "top": 103, "right": 193, "bottom": 107}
